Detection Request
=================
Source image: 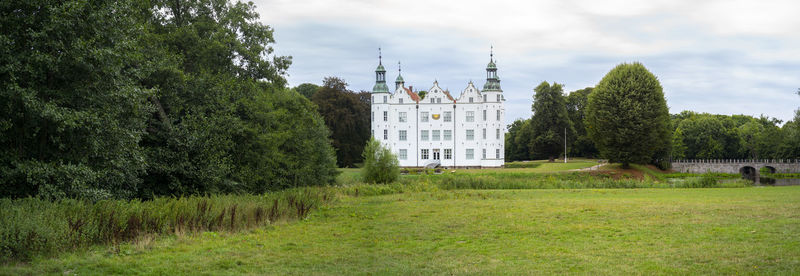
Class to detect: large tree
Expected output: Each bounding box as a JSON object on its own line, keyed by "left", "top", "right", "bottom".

{"left": 312, "top": 77, "right": 371, "bottom": 168}
{"left": 529, "top": 82, "right": 574, "bottom": 162}
{"left": 0, "top": 0, "right": 150, "bottom": 200}
{"left": 504, "top": 119, "right": 530, "bottom": 161}
{"left": 586, "top": 63, "right": 670, "bottom": 168}
{"left": 292, "top": 83, "right": 320, "bottom": 98}
{"left": 138, "top": 0, "right": 336, "bottom": 196}
{"left": 565, "top": 87, "right": 598, "bottom": 158}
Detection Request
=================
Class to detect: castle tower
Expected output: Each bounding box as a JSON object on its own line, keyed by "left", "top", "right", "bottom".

{"left": 481, "top": 46, "right": 505, "bottom": 164}
{"left": 372, "top": 48, "right": 390, "bottom": 141}
{"left": 395, "top": 61, "right": 405, "bottom": 90}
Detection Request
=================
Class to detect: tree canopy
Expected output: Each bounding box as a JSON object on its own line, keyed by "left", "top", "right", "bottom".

{"left": 529, "top": 82, "right": 574, "bottom": 162}
{"left": 312, "top": 77, "right": 371, "bottom": 168}
{"left": 586, "top": 62, "right": 671, "bottom": 168}
{"left": 0, "top": 0, "right": 338, "bottom": 200}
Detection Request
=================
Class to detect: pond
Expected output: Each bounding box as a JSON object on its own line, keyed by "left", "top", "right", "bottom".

{"left": 750, "top": 177, "right": 800, "bottom": 186}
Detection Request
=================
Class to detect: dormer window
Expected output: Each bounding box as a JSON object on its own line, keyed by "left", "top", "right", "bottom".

{"left": 399, "top": 98, "right": 403, "bottom": 104}
{"left": 484, "top": 95, "right": 487, "bottom": 102}
{"left": 437, "top": 98, "right": 441, "bottom": 103}
{"left": 469, "top": 97, "right": 473, "bottom": 103}
{"left": 430, "top": 98, "right": 434, "bottom": 103}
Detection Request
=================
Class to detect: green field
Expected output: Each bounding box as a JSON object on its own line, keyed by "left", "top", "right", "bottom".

{"left": 6, "top": 186, "right": 799, "bottom": 275}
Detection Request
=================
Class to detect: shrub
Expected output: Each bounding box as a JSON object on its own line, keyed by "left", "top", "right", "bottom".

{"left": 361, "top": 137, "right": 399, "bottom": 184}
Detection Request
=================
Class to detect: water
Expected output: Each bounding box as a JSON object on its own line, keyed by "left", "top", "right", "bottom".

{"left": 752, "top": 177, "right": 800, "bottom": 186}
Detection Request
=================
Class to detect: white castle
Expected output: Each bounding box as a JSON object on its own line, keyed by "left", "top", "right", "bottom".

{"left": 370, "top": 50, "right": 505, "bottom": 168}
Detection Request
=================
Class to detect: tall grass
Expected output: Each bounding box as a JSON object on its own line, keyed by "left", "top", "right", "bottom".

{"left": 0, "top": 188, "right": 334, "bottom": 262}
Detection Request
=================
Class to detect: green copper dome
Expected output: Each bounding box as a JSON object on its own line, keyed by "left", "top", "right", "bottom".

{"left": 395, "top": 74, "right": 404, "bottom": 83}
{"left": 376, "top": 63, "right": 386, "bottom": 72}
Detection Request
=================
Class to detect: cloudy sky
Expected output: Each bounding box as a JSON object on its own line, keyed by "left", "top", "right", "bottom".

{"left": 254, "top": 0, "right": 800, "bottom": 125}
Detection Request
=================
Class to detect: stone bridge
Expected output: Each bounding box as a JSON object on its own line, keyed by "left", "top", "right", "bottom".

{"left": 671, "top": 159, "right": 800, "bottom": 178}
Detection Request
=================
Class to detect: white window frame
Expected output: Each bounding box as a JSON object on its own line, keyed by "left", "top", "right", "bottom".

{"left": 432, "top": 130, "right": 440, "bottom": 141}
{"left": 399, "top": 149, "right": 407, "bottom": 160}
{"left": 399, "top": 130, "right": 407, "bottom": 141}
{"left": 383, "top": 111, "right": 388, "bottom": 122}
{"left": 466, "top": 149, "right": 474, "bottom": 160}
{"left": 421, "top": 112, "right": 429, "bottom": 122}
{"left": 466, "top": 129, "right": 474, "bottom": 140}
{"left": 383, "top": 129, "right": 388, "bottom": 140}
{"left": 482, "top": 128, "right": 486, "bottom": 139}
{"left": 421, "top": 130, "right": 429, "bottom": 141}
{"left": 469, "top": 97, "right": 473, "bottom": 103}
{"left": 483, "top": 110, "right": 487, "bottom": 121}
{"left": 466, "top": 111, "right": 474, "bottom": 122}
{"left": 444, "top": 149, "right": 452, "bottom": 159}
{"left": 496, "top": 149, "right": 500, "bottom": 159}
{"left": 383, "top": 95, "right": 387, "bottom": 103}
{"left": 483, "top": 149, "right": 487, "bottom": 159}
{"left": 421, "top": 149, "right": 429, "bottom": 159}
{"left": 444, "top": 111, "right": 452, "bottom": 122}
{"left": 399, "top": 112, "right": 407, "bottom": 123}
{"left": 496, "top": 110, "right": 501, "bottom": 121}
{"left": 496, "top": 129, "right": 500, "bottom": 139}
{"left": 443, "top": 130, "right": 452, "bottom": 141}
{"left": 497, "top": 94, "right": 501, "bottom": 101}
{"left": 399, "top": 98, "right": 403, "bottom": 104}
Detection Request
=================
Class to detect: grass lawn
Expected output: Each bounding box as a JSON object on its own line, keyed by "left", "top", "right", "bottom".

{"left": 7, "top": 187, "right": 799, "bottom": 275}
{"left": 338, "top": 160, "right": 600, "bottom": 182}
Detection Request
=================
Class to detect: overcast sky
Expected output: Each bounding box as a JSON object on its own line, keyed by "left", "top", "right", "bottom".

{"left": 254, "top": 0, "right": 800, "bottom": 125}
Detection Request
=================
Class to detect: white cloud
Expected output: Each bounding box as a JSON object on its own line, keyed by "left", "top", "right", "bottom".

{"left": 255, "top": 0, "right": 800, "bottom": 123}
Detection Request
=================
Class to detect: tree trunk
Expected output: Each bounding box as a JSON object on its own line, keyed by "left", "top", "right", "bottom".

{"left": 548, "top": 156, "right": 555, "bottom": 162}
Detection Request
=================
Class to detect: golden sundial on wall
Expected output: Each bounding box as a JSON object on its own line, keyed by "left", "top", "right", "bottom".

{"left": 432, "top": 114, "right": 440, "bottom": 120}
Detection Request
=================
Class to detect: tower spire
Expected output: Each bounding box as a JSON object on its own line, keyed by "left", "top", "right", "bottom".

{"left": 490, "top": 45, "right": 493, "bottom": 62}
{"left": 483, "top": 46, "right": 502, "bottom": 92}
{"left": 372, "top": 48, "right": 389, "bottom": 93}
{"left": 395, "top": 61, "right": 405, "bottom": 89}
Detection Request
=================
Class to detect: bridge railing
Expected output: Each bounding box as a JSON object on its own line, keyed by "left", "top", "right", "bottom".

{"left": 672, "top": 159, "right": 800, "bottom": 164}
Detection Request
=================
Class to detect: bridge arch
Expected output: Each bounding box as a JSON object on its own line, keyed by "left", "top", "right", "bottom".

{"left": 761, "top": 166, "right": 776, "bottom": 174}
{"left": 739, "top": 166, "right": 757, "bottom": 178}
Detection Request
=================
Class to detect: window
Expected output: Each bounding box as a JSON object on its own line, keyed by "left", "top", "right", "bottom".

{"left": 383, "top": 96, "right": 387, "bottom": 103}
{"left": 497, "top": 94, "right": 501, "bottom": 101}
{"left": 483, "top": 110, "right": 487, "bottom": 121}
{"left": 443, "top": 130, "right": 452, "bottom": 140}
{"left": 469, "top": 97, "right": 473, "bottom": 103}
{"left": 399, "top": 130, "right": 407, "bottom": 141}
{"left": 430, "top": 98, "right": 435, "bottom": 103}
{"left": 496, "top": 129, "right": 500, "bottom": 139}
{"left": 421, "top": 112, "right": 429, "bottom": 122}
{"left": 483, "top": 149, "right": 487, "bottom": 159}
{"left": 466, "top": 129, "right": 474, "bottom": 140}
{"left": 483, "top": 95, "right": 487, "bottom": 102}
{"left": 421, "top": 130, "right": 429, "bottom": 141}
{"left": 496, "top": 110, "right": 501, "bottom": 121}
{"left": 399, "top": 149, "right": 407, "bottom": 160}
{"left": 444, "top": 149, "right": 452, "bottom": 159}
{"left": 437, "top": 98, "right": 441, "bottom": 103}
{"left": 383, "top": 129, "right": 388, "bottom": 140}
{"left": 421, "top": 149, "right": 429, "bottom": 159}
{"left": 496, "top": 149, "right": 500, "bottom": 159}
{"left": 466, "top": 149, "right": 474, "bottom": 159}
{"left": 444, "top": 111, "right": 452, "bottom": 122}
{"left": 432, "top": 130, "right": 440, "bottom": 141}
{"left": 482, "top": 128, "right": 486, "bottom": 139}
{"left": 399, "top": 112, "right": 407, "bottom": 122}
{"left": 383, "top": 111, "right": 388, "bottom": 122}
{"left": 372, "top": 111, "right": 374, "bottom": 122}
{"left": 399, "top": 98, "right": 403, "bottom": 104}
{"left": 466, "top": 111, "right": 474, "bottom": 122}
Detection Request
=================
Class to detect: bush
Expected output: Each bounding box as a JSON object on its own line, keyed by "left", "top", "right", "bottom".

{"left": 361, "top": 138, "right": 399, "bottom": 184}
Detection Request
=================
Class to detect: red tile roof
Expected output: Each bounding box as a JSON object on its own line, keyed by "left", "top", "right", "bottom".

{"left": 404, "top": 87, "right": 421, "bottom": 102}
{"left": 443, "top": 90, "right": 456, "bottom": 103}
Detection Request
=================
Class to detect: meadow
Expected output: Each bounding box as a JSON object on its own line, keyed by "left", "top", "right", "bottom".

{"left": 4, "top": 187, "right": 799, "bottom": 275}
{"left": 2, "top": 161, "right": 798, "bottom": 274}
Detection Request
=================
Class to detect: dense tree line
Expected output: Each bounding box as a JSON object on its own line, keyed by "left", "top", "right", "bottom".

{"left": 308, "top": 78, "right": 371, "bottom": 168}
{"left": 505, "top": 85, "right": 596, "bottom": 162}
{"left": 1, "top": 0, "right": 338, "bottom": 200}
{"left": 506, "top": 63, "right": 799, "bottom": 165}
